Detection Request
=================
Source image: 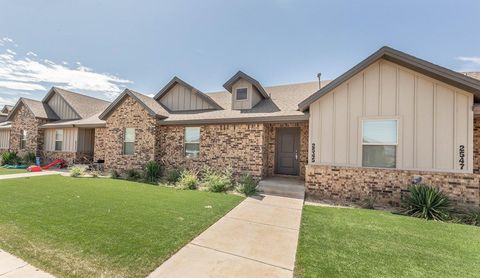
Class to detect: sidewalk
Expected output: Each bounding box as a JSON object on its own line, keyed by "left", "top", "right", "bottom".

{"left": 0, "top": 250, "right": 53, "bottom": 277}
{"left": 0, "top": 171, "right": 61, "bottom": 180}
{"left": 149, "top": 194, "right": 304, "bottom": 278}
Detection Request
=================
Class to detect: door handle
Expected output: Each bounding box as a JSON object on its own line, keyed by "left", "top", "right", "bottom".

{"left": 295, "top": 150, "right": 298, "bottom": 161}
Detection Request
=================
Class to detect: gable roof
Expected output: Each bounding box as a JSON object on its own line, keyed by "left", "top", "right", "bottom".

{"left": 298, "top": 46, "right": 480, "bottom": 111}
{"left": 6, "top": 97, "right": 59, "bottom": 121}
{"left": 154, "top": 77, "right": 222, "bottom": 110}
{"left": 1, "top": 105, "right": 12, "bottom": 114}
{"left": 43, "top": 87, "right": 110, "bottom": 118}
{"left": 99, "top": 89, "right": 169, "bottom": 120}
{"left": 223, "top": 71, "right": 270, "bottom": 99}
{"left": 160, "top": 80, "right": 328, "bottom": 125}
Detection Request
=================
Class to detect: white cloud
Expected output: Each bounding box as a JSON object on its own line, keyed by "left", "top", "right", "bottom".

{"left": 458, "top": 56, "right": 480, "bottom": 65}
{"left": 0, "top": 81, "right": 46, "bottom": 91}
{"left": 6, "top": 49, "right": 16, "bottom": 55}
{"left": 0, "top": 43, "right": 132, "bottom": 102}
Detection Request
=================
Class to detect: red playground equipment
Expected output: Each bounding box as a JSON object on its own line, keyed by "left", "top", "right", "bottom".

{"left": 27, "top": 159, "right": 67, "bottom": 172}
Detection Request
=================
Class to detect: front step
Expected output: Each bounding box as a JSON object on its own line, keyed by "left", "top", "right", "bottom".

{"left": 257, "top": 176, "right": 305, "bottom": 199}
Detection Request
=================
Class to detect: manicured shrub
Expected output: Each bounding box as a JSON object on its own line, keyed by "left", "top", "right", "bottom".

{"left": 22, "top": 152, "right": 36, "bottom": 165}
{"left": 70, "top": 166, "right": 84, "bottom": 177}
{"left": 89, "top": 170, "right": 100, "bottom": 178}
{"left": 126, "top": 169, "right": 142, "bottom": 181}
{"left": 201, "top": 167, "right": 232, "bottom": 193}
{"left": 235, "top": 173, "right": 257, "bottom": 196}
{"left": 456, "top": 209, "right": 480, "bottom": 226}
{"left": 110, "top": 169, "right": 120, "bottom": 179}
{"left": 402, "top": 184, "right": 451, "bottom": 221}
{"left": 144, "top": 161, "right": 161, "bottom": 183}
{"left": 177, "top": 170, "right": 199, "bottom": 190}
{"left": 166, "top": 168, "right": 182, "bottom": 184}
{"left": 1, "top": 151, "right": 18, "bottom": 165}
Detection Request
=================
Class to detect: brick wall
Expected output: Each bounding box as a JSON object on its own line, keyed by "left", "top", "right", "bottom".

{"left": 101, "top": 95, "right": 158, "bottom": 171}
{"left": 93, "top": 127, "right": 106, "bottom": 162}
{"left": 306, "top": 164, "right": 480, "bottom": 208}
{"left": 264, "top": 122, "right": 308, "bottom": 178}
{"left": 9, "top": 103, "right": 47, "bottom": 157}
{"left": 159, "top": 123, "right": 267, "bottom": 178}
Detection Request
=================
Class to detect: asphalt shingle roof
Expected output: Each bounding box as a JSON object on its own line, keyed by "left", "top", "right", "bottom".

{"left": 48, "top": 87, "right": 111, "bottom": 118}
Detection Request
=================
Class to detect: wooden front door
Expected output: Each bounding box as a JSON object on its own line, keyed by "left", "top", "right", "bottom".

{"left": 275, "top": 128, "right": 300, "bottom": 176}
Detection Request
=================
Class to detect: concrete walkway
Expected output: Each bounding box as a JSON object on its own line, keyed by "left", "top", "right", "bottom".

{"left": 0, "top": 250, "right": 53, "bottom": 277}
{"left": 0, "top": 171, "right": 60, "bottom": 180}
{"left": 149, "top": 194, "right": 304, "bottom": 278}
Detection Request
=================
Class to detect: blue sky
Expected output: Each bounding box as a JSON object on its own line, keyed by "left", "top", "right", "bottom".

{"left": 0, "top": 0, "right": 479, "bottom": 106}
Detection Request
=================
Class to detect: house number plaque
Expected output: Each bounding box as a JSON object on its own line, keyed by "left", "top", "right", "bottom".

{"left": 311, "top": 143, "right": 316, "bottom": 163}
{"left": 459, "top": 145, "right": 465, "bottom": 170}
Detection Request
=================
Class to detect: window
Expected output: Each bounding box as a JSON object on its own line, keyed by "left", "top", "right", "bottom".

{"left": 185, "top": 127, "right": 200, "bottom": 158}
{"left": 123, "top": 128, "right": 135, "bottom": 155}
{"left": 362, "top": 119, "right": 397, "bottom": 168}
{"left": 236, "top": 88, "right": 248, "bottom": 100}
{"left": 55, "top": 129, "right": 63, "bottom": 151}
{"left": 20, "top": 130, "right": 27, "bottom": 149}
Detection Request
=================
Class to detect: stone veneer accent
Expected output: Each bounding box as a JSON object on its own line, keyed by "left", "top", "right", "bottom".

{"left": 306, "top": 164, "right": 480, "bottom": 208}
{"left": 100, "top": 95, "right": 159, "bottom": 171}
{"left": 9, "top": 103, "right": 48, "bottom": 157}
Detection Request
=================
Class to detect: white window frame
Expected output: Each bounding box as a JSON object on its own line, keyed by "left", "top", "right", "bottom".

{"left": 123, "top": 128, "right": 135, "bottom": 155}
{"left": 20, "top": 130, "right": 27, "bottom": 149}
{"left": 235, "top": 87, "right": 248, "bottom": 101}
{"left": 184, "top": 127, "right": 200, "bottom": 158}
{"left": 361, "top": 118, "right": 399, "bottom": 168}
{"left": 54, "top": 129, "right": 63, "bottom": 151}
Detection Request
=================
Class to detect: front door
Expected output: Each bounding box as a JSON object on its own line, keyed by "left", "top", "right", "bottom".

{"left": 275, "top": 127, "right": 300, "bottom": 176}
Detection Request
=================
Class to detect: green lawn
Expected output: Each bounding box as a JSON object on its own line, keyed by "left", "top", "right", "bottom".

{"left": 295, "top": 205, "right": 480, "bottom": 278}
{"left": 0, "top": 167, "right": 27, "bottom": 175}
{"left": 0, "top": 175, "right": 243, "bottom": 277}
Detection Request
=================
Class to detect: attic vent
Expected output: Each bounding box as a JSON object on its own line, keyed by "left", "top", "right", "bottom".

{"left": 317, "top": 73, "right": 322, "bottom": 89}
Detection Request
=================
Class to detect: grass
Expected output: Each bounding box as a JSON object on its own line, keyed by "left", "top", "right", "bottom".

{"left": 0, "top": 175, "right": 243, "bottom": 277}
{"left": 0, "top": 167, "right": 26, "bottom": 175}
{"left": 295, "top": 205, "right": 480, "bottom": 278}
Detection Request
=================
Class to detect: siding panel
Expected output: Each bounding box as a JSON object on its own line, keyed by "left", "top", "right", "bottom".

{"left": 308, "top": 59, "right": 473, "bottom": 172}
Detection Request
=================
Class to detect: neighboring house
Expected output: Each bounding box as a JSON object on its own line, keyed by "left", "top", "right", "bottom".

{"left": 0, "top": 46, "right": 479, "bottom": 208}
{"left": 4, "top": 87, "right": 110, "bottom": 163}
{"left": 0, "top": 105, "right": 12, "bottom": 151}
{"left": 0, "top": 105, "right": 12, "bottom": 123}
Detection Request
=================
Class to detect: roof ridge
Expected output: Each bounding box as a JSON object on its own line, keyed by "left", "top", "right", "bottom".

{"left": 53, "top": 87, "right": 110, "bottom": 103}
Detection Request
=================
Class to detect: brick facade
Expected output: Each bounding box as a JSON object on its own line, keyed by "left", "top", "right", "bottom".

{"left": 96, "top": 96, "right": 309, "bottom": 179}
{"left": 93, "top": 127, "right": 107, "bottom": 162}
{"left": 9, "top": 103, "right": 48, "bottom": 157}
{"left": 159, "top": 124, "right": 267, "bottom": 178}
{"left": 305, "top": 164, "right": 480, "bottom": 208}
{"left": 99, "top": 95, "right": 159, "bottom": 171}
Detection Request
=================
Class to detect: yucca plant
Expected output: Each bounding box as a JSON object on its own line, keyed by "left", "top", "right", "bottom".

{"left": 402, "top": 184, "right": 451, "bottom": 221}
{"left": 1, "top": 151, "right": 18, "bottom": 165}
{"left": 144, "top": 160, "right": 161, "bottom": 183}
